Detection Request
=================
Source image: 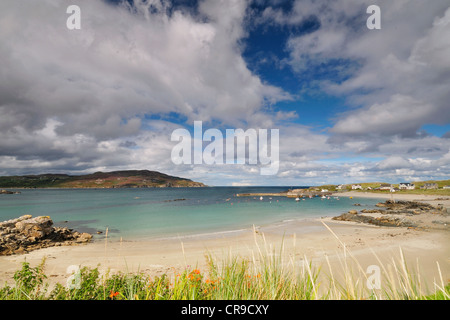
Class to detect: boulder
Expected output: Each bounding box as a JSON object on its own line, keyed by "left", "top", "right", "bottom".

{"left": 0, "top": 215, "right": 93, "bottom": 256}
{"left": 76, "top": 232, "right": 93, "bottom": 243}
{"left": 15, "top": 216, "right": 53, "bottom": 239}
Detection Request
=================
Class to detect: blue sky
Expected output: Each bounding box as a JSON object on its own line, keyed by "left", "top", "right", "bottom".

{"left": 0, "top": 0, "right": 449, "bottom": 186}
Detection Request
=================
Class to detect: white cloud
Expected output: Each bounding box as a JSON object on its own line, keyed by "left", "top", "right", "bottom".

{"left": 1, "top": 0, "right": 449, "bottom": 185}
{"left": 0, "top": 0, "right": 291, "bottom": 176}
{"left": 330, "top": 95, "right": 432, "bottom": 137}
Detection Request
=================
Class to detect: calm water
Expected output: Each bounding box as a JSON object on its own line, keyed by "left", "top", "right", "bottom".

{"left": 0, "top": 187, "right": 383, "bottom": 240}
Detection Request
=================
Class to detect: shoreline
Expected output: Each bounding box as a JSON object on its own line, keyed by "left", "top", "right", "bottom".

{"left": 0, "top": 193, "right": 449, "bottom": 293}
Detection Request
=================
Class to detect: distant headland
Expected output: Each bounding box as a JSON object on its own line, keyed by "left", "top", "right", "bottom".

{"left": 0, "top": 170, "right": 206, "bottom": 189}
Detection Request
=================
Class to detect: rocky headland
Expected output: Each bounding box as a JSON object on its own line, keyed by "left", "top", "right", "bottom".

{"left": 0, "top": 170, "right": 206, "bottom": 189}
{"left": 0, "top": 215, "right": 92, "bottom": 256}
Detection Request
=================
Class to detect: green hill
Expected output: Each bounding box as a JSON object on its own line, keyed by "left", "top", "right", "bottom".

{"left": 0, "top": 170, "right": 206, "bottom": 189}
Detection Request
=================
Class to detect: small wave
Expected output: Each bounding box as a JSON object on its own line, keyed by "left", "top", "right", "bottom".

{"left": 153, "top": 228, "right": 249, "bottom": 241}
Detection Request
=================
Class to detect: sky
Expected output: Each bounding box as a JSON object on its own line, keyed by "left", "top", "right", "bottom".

{"left": 0, "top": 0, "right": 449, "bottom": 186}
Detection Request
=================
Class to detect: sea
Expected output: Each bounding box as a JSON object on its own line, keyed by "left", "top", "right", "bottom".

{"left": 0, "top": 187, "right": 384, "bottom": 241}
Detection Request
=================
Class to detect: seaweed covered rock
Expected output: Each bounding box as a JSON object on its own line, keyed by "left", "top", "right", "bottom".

{"left": 332, "top": 200, "right": 449, "bottom": 229}
{"left": 332, "top": 212, "right": 417, "bottom": 228}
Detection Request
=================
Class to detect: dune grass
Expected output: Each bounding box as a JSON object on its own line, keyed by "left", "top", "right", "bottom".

{"left": 1, "top": 224, "right": 448, "bottom": 300}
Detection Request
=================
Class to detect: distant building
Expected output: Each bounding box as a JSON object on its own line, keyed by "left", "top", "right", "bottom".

{"left": 399, "top": 183, "right": 415, "bottom": 190}
{"left": 379, "top": 183, "right": 392, "bottom": 190}
{"left": 443, "top": 185, "right": 450, "bottom": 189}
{"left": 337, "top": 184, "right": 344, "bottom": 190}
{"left": 420, "top": 183, "right": 438, "bottom": 190}
{"left": 351, "top": 184, "right": 362, "bottom": 190}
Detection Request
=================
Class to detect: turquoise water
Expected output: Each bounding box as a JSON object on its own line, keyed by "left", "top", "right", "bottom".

{"left": 0, "top": 187, "right": 383, "bottom": 240}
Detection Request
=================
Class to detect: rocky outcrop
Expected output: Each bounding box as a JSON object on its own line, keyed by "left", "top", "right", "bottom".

{"left": 332, "top": 200, "right": 449, "bottom": 229}
{"left": 0, "top": 215, "right": 92, "bottom": 256}
{"left": 332, "top": 210, "right": 417, "bottom": 228}
{"left": 0, "top": 189, "right": 21, "bottom": 194}
{"left": 373, "top": 200, "right": 444, "bottom": 214}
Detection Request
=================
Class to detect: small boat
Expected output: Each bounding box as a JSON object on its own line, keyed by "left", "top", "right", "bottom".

{"left": 295, "top": 197, "right": 300, "bottom": 201}
{"left": 321, "top": 195, "right": 326, "bottom": 199}
{"left": 260, "top": 196, "right": 263, "bottom": 200}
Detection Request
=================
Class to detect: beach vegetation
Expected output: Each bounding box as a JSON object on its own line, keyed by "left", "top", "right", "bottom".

{"left": 1, "top": 243, "right": 448, "bottom": 301}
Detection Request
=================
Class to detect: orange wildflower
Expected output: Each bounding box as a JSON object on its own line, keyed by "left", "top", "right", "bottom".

{"left": 109, "top": 291, "right": 120, "bottom": 299}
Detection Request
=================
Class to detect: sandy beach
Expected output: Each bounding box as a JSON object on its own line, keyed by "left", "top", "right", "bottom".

{"left": 1, "top": 192, "right": 449, "bottom": 294}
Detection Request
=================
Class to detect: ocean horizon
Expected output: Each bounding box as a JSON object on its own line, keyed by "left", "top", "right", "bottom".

{"left": 0, "top": 187, "right": 384, "bottom": 241}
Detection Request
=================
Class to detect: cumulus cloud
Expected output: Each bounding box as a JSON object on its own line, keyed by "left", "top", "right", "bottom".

{"left": 252, "top": 0, "right": 450, "bottom": 184}
{"left": 1, "top": 0, "right": 449, "bottom": 185}
{"left": 269, "top": 0, "right": 450, "bottom": 139}
{"left": 0, "top": 0, "right": 290, "bottom": 176}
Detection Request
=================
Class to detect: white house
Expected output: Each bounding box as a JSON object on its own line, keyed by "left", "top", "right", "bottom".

{"left": 351, "top": 184, "right": 362, "bottom": 190}
{"left": 399, "top": 183, "right": 415, "bottom": 190}
{"left": 420, "top": 183, "right": 438, "bottom": 190}
{"left": 379, "top": 183, "right": 392, "bottom": 190}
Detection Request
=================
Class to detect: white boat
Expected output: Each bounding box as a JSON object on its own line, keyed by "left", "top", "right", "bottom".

{"left": 321, "top": 195, "right": 326, "bottom": 199}
{"left": 260, "top": 196, "right": 263, "bottom": 200}
{"left": 295, "top": 197, "right": 300, "bottom": 201}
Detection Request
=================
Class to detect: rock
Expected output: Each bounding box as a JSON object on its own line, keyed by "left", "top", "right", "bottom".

{"left": 0, "top": 189, "right": 21, "bottom": 195}
{"left": 14, "top": 247, "right": 27, "bottom": 255}
{"left": 15, "top": 216, "right": 53, "bottom": 239}
{"left": 0, "top": 215, "right": 32, "bottom": 229}
{"left": 332, "top": 200, "right": 447, "bottom": 229}
{"left": 0, "top": 215, "right": 93, "bottom": 256}
{"left": 76, "top": 233, "right": 93, "bottom": 243}
{"left": 332, "top": 212, "right": 417, "bottom": 228}
{"left": 361, "top": 209, "right": 384, "bottom": 213}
